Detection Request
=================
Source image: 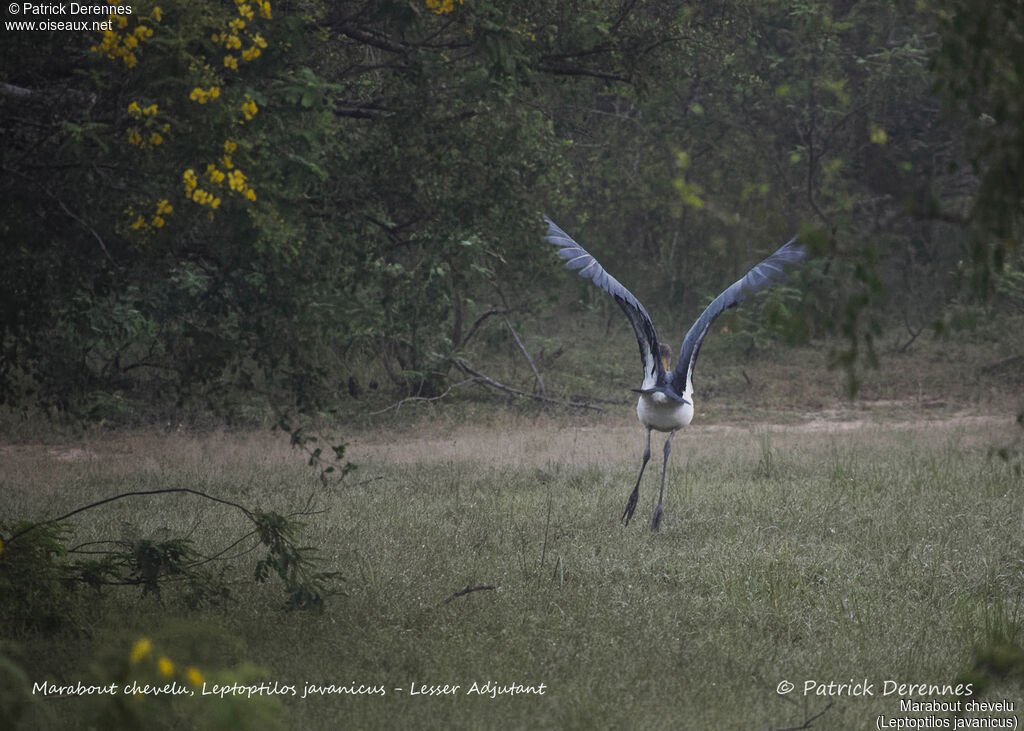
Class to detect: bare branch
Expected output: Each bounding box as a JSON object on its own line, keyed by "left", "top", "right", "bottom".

{"left": 451, "top": 358, "right": 602, "bottom": 412}
{"left": 442, "top": 584, "right": 496, "bottom": 605}
{"left": 6, "top": 488, "right": 256, "bottom": 545}
{"left": 505, "top": 318, "right": 546, "bottom": 398}
{"left": 460, "top": 308, "right": 508, "bottom": 347}
{"left": 770, "top": 702, "right": 834, "bottom": 731}
{"left": 367, "top": 377, "right": 476, "bottom": 415}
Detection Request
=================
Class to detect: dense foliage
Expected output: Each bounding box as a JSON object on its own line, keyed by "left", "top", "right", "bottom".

{"left": 1, "top": 0, "right": 1021, "bottom": 417}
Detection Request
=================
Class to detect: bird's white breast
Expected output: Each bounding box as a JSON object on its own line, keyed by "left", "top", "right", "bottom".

{"left": 636, "top": 392, "right": 694, "bottom": 432}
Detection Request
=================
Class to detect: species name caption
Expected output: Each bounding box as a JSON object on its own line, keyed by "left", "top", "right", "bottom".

{"left": 31, "top": 680, "right": 549, "bottom": 700}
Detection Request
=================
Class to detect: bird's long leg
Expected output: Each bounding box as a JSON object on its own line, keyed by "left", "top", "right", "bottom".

{"left": 650, "top": 429, "right": 676, "bottom": 532}
{"left": 622, "top": 427, "right": 652, "bottom": 526}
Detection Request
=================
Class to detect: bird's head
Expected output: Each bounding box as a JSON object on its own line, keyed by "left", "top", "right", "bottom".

{"left": 659, "top": 343, "right": 672, "bottom": 372}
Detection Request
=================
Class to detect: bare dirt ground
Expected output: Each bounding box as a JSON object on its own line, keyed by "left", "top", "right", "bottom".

{"left": 348, "top": 407, "right": 1017, "bottom": 468}
{"left": 0, "top": 402, "right": 1018, "bottom": 480}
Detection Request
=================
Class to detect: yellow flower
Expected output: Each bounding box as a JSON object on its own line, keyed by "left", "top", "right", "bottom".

{"left": 189, "top": 87, "right": 220, "bottom": 104}
{"left": 123, "top": 34, "right": 138, "bottom": 49}
{"left": 127, "top": 130, "right": 143, "bottom": 146}
{"left": 211, "top": 196, "right": 221, "bottom": 209}
{"left": 224, "top": 55, "right": 238, "bottom": 70}
{"left": 226, "top": 34, "right": 242, "bottom": 49}
{"left": 227, "top": 169, "right": 247, "bottom": 191}
{"left": 153, "top": 6, "right": 162, "bottom": 22}
{"left": 229, "top": 18, "right": 245, "bottom": 31}
{"left": 130, "top": 638, "right": 152, "bottom": 664}
{"left": 143, "top": 104, "right": 158, "bottom": 116}
{"left": 245, "top": 188, "right": 257, "bottom": 201}
{"left": 157, "top": 657, "right": 174, "bottom": 677}
{"left": 115, "top": 13, "right": 127, "bottom": 28}
{"left": 134, "top": 25, "right": 153, "bottom": 40}
{"left": 185, "top": 667, "right": 204, "bottom": 687}
{"left": 224, "top": 140, "right": 237, "bottom": 153}
{"left": 261, "top": 1, "right": 271, "bottom": 19}
{"left": 252, "top": 33, "right": 267, "bottom": 49}
{"left": 149, "top": 132, "right": 163, "bottom": 146}
{"left": 221, "top": 154, "right": 234, "bottom": 170}
{"left": 240, "top": 95, "right": 258, "bottom": 120}
{"left": 152, "top": 215, "right": 165, "bottom": 228}
{"left": 156, "top": 199, "right": 173, "bottom": 215}
{"left": 238, "top": 3, "right": 254, "bottom": 20}
{"left": 127, "top": 101, "right": 142, "bottom": 118}
{"left": 426, "top": 0, "right": 461, "bottom": 13}
{"left": 205, "top": 164, "right": 226, "bottom": 185}
{"left": 241, "top": 46, "right": 261, "bottom": 62}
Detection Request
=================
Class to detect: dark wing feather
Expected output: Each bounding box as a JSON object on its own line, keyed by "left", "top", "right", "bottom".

{"left": 544, "top": 216, "right": 664, "bottom": 390}
{"left": 672, "top": 238, "right": 805, "bottom": 396}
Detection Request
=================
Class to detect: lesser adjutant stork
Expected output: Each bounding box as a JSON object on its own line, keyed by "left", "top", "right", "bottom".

{"left": 545, "top": 217, "right": 805, "bottom": 531}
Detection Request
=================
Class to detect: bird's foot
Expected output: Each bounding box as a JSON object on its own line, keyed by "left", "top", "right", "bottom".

{"left": 650, "top": 505, "right": 663, "bottom": 532}
{"left": 621, "top": 487, "right": 639, "bottom": 526}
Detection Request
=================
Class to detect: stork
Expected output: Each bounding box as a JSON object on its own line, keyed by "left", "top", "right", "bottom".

{"left": 545, "top": 217, "right": 805, "bottom": 531}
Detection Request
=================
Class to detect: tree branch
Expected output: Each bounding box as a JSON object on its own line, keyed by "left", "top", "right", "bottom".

{"left": 451, "top": 358, "right": 601, "bottom": 411}
{"left": 505, "top": 318, "right": 546, "bottom": 398}
{"left": 442, "top": 584, "right": 496, "bottom": 604}
{"left": 6, "top": 488, "right": 256, "bottom": 545}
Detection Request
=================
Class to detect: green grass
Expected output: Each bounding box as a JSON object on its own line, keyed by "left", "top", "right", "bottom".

{"left": 2, "top": 414, "right": 1023, "bottom": 729}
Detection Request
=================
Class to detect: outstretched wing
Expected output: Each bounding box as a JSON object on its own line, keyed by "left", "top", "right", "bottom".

{"left": 544, "top": 216, "right": 664, "bottom": 390}
{"left": 672, "top": 238, "right": 805, "bottom": 397}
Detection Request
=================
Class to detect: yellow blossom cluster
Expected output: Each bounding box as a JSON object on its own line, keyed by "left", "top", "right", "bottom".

{"left": 240, "top": 0, "right": 272, "bottom": 21}
{"left": 217, "top": 0, "right": 272, "bottom": 71}
{"left": 189, "top": 86, "right": 221, "bottom": 104}
{"left": 126, "top": 101, "right": 169, "bottom": 148}
{"left": 425, "top": 0, "right": 463, "bottom": 14}
{"left": 226, "top": 169, "right": 257, "bottom": 200}
{"left": 128, "top": 638, "right": 204, "bottom": 691}
{"left": 91, "top": 7, "right": 161, "bottom": 68}
{"left": 240, "top": 95, "right": 259, "bottom": 121}
{"left": 206, "top": 163, "right": 226, "bottom": 185}
{"left": 127, "top": 102, "right": 158, "bottom": 118}
{"left": 184, "top": 168, "right": 222, "bottom": 210}
{"left": 241, "top": 35, "right": 268, "bottom": 62}
{"left": 190, "top": 140, "right": 258, "bottom": 206}
{"left": 130, "top": 198, "right": 173, "bottom": 231}
{"left": 126, "top": 128, "right": 166, "bottom": 147}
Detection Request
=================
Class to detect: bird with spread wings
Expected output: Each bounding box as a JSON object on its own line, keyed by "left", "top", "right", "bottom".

{"left": 545, "top": 217, "right": 806, "bottom": 531}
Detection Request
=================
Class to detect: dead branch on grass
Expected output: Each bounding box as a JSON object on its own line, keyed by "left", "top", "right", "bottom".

{"left": 771, "top": 702, "right": 834, "bottom": 731}
{"left": 6, "top": 488, "right": 256, "bottom": 543}
{"left": 442, "top": 584, "right": 496, "bottom": 604}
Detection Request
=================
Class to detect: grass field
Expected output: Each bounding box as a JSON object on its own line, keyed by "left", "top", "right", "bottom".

{"left": 3, "top": 404, "right": 1023, "bottom": 729}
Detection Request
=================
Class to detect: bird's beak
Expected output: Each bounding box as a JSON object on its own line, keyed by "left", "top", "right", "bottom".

{"left": 661, "top": 356, "right": 670, "bottom": 371}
